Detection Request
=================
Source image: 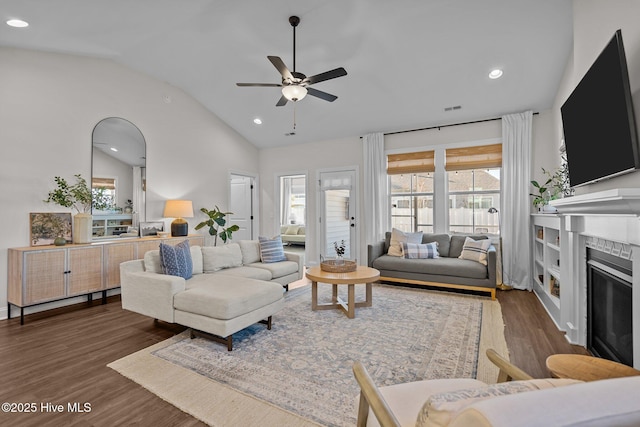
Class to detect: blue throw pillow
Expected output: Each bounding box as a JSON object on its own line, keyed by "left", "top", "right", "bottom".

{"left": 159, "top": 240, "right": 193, "bottom": 279}
{"left": 402, "top": 241, "right": 439, "bottom": 259}
{"left": 258, "top": 235, "right": 287, "bottom": 263}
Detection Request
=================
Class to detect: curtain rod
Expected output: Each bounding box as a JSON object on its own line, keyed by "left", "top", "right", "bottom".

{"left": 361, "top": 112, "right": 539, "bottom": 138}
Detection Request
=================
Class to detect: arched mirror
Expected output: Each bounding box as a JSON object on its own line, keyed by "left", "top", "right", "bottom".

{"left": 91, "top": 117, "right": 146, "bottom": 240}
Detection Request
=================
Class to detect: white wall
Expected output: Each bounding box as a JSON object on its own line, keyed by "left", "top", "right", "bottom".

{"left": 0, "top": 47, "right": 258, "bottom": 319}
{"left": 259, "top": 136, "right": 363, "bottom": 266}
{"left": 547, "top": 0, "right": 640, "bottom": 194}
{"left": 92, "top": 149, "right": 134, "bottom": 209}
{"left": 259, "top": 114, "right": 553, "bottom": 266}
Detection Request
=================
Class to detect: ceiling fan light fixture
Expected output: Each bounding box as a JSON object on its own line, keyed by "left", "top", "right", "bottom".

{"left": 6, "top": 19, "right": 29, "bottom": 28}
{"left": 489, "top": 69, "right": 503, "bottom": 79}
{"left": 282, "top": 84, "right": 307, "bottom": 102}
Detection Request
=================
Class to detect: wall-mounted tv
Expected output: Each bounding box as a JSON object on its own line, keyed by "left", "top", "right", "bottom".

{"left": 560, "top": 29, "right": 640, "bottom": 187}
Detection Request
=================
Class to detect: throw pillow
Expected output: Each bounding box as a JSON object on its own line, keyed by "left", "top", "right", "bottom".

{"left": 402, "top": 242, "right": 439, "bottom": 259}
{"left": 238, "top": 240, "right": 262, "bottom": 264}
{"left": 285, "top": 225, "right": 300, "bottom": 235}
{"left": 388, "top": 228, "right": 423, "bottom": 257}
{"left": 159, "top": 240, "right": 193, "bottom": 279}
{"left": 458, "top": 237, "right": 492, "bottom": 266}
{"left": 259, "top": 235, "right": 287, "bottom": 263}
{"left": 202, "top": 243, "right": 243, "bottom": 273}
{"left": 143, "top": 250, "right": 163, "bottom": 274}
{"left": 415, "top": 378, "right": 583, "bottom": 427}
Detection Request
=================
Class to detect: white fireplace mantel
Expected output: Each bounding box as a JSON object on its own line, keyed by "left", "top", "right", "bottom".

{"left": 550, "top": 188, "right": 640, "bottom": 216}
{"left": 540, "top": 188, "right": 640, "bottom": 368}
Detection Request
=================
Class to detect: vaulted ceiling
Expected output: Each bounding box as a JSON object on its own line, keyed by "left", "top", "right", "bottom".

{"left": 0, "top": 0, "right": 573, "bottom": 148}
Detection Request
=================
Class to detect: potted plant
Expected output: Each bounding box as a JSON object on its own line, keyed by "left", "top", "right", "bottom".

{"left": 194, "top": 206, "right": 240, "bottom": 246}
{"left": 334, "top": 240, "right": 346, "bottom": 264}
{"left": 45, "top": 174, "right": 93, "bottom": 243}
{"left": 530, "top": 159, "right": 573, "bottom": 212}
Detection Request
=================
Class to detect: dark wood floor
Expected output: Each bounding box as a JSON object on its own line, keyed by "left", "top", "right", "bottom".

{"left": 0, "top": 288, "right": 586, "bottom": 426}
{"left": 497, "top": 288, "right": 588, "bottom": 377}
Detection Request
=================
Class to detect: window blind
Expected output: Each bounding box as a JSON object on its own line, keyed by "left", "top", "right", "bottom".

{"left": 92, "top": 177, "right": 116, "bottom": 190}
{"left": 387, "top": 150, "right": 435, "bottom": 175}
{"left": 445, "top": 143, "right": 502, "bottom": 171}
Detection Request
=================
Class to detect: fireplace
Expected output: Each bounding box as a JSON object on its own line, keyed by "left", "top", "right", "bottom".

{"left": 587, "top": 248, "right": 633, "bottom": 366}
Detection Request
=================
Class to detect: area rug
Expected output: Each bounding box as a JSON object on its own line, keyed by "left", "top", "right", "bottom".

{"left": 108, "top": 284, "right": 507, "bottom": 427}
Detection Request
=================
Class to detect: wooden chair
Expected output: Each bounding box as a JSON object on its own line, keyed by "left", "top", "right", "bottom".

{"left": 353, "top": 348, "right": 532, "bottom": 427}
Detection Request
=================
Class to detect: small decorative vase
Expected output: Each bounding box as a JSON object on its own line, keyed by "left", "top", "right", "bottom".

{"left": 73, "top": 213, "right": 92, "bottom": 244}
{"left": 335, "top": 255, "right": 344, "bottom": 265}
{"left": 53, "top": 237, "right": 66, "bottom": 246}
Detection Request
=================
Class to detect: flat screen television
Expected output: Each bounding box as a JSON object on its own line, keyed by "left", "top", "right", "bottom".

{"left": 560, "top": 29, "right": 640, "bottom": 187}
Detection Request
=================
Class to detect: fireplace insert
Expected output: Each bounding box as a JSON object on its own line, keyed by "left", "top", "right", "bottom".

{"left": 587, "top": 248, "right": 633, "bottom": 367}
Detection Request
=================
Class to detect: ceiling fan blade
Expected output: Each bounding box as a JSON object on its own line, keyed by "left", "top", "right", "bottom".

{"left": 307, "top": 87, "right": 338, "bottom": 102}
{"left": 276, "top": 95, "right": 288, "bottom": 107}
{"left": 236, "top": 83, "right": 282, "bottom": 87}
{"left": 303, "top": 67, "right": 347, "bottom": 85}
{"left": 268, "top": 56, "right": 294, "bottom": 81}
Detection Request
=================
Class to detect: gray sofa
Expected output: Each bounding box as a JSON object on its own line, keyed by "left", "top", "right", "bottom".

{"left": 120, "top": 240, "right": 302, "bottom": 350}
{"left": 368, "top": 232, "right": 497, "bottom": 299}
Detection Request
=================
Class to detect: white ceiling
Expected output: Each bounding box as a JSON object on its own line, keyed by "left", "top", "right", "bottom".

{"left": 0, "top": 0, "right": 573, "bottom": 148}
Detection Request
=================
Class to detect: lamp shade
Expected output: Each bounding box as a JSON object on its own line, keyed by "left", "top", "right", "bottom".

{"left": 282, "top": 84, "right": 307, "bottom": 101}
{"left": 163, "top": 200, "right": 194, "bottom": 218}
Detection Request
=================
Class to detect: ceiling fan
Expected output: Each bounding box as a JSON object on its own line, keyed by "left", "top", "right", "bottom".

{"left": 236, "top": 15, "right": 347, "bottom": 106}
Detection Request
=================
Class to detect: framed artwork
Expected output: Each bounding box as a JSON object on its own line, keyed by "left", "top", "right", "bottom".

{"left": 140, "top": 221, "right": 164, "bottom": 237}
{"left": 30, "top": 212, "right": 72, "bottom": 246}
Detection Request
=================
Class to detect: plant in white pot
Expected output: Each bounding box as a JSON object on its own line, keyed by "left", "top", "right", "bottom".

{"left": 45, "top": 174, "right": 93, "bottom": 243}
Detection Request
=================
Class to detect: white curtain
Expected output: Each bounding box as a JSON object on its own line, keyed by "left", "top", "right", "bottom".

{"left": 281, "top": 177, "right": 292, "bottom": 225}
{"left": 501, "top": 111, "right": 533, "bottom": 290}
{"left": 132, "top": 167, "right": 145, "bottom": 229}
{"left": 363, "top": 133, "right": 388, "bottom": 244}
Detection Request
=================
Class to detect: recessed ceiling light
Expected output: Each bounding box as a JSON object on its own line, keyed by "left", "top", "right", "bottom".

{"left": 489, "top": 69, "right": 503, "bottom": 79}
{"left": 253, "top": 118, "right": 262, "bottom": 125}
{"left": 110, "top": 147, "right": 118, "bottom": 152}
{"left": 6, "top": 19, "right": 29, "bottom": 28}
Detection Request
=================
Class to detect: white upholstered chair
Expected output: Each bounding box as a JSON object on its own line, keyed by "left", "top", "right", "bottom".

{"left": 352, "top": 349, "right": 532, "bottom": 427}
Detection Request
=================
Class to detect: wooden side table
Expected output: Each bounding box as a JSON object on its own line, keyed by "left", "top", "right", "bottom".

{"left": 305, "top": 266, "right": 380, "bottom": 319}
{"left": 546, "top": 354, "right": 640, "bottom": 382}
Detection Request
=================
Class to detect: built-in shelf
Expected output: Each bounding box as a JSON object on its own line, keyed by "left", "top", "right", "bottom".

{"left": 531, "top": 214, "right": 562, "bottom": 325}
{"left": 92, "top": 214, "right": 133, "bottom": 238}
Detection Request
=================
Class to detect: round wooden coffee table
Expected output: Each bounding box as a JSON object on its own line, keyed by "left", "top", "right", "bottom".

{"left": 546, "top": 354, "right": 640, "bottom": 381}
{"left": 305, "top": 265, "right": 380, "bottom": 319}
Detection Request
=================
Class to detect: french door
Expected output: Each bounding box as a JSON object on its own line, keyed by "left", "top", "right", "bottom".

{"left": 319, "top": 169, "right": 358, "bottom": 261}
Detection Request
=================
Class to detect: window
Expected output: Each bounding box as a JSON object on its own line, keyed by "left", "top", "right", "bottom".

{"left": 280, "top": 175, "right": 306, "bottom": 225}
{"left": 388, "top": 143, "right": 502, "bottom": 235}
{"left": 447, "top": 169, "right": 501, "bottom": 234}
{"left": 389, "top": 173, "right": 434, "bottom": 233}
{"left": 92, "top": 177, "right": 116, "bottom": 211}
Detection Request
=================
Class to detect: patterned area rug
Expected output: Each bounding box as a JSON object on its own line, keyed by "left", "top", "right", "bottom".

{"left": 149, "top": 284, "right": 484, "bottom": 426}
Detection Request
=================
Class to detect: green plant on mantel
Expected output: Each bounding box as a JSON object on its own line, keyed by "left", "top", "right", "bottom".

{"left": 44, "top": 174, "right": 92, "bottom": 213}
{"left": 530, "top": 155, "right": 574, "bottom": 208}
{"left": 194, "top": 206, "right": 240, "bottom": 246}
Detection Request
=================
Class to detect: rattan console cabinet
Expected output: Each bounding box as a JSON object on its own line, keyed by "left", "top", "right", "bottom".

{"left": 7, "top": 235, "right": 204, "bottom": 324}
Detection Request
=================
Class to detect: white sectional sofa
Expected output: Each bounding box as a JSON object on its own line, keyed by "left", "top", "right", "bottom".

{"left": 120, "top": 240, "right": 302, "bottom": 350}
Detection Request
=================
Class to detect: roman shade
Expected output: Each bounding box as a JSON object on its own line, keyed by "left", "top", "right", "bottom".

{"left": 445, "top": 143, "right": 502, "bottom": 171}
{"left": 92, "top": 177, "right": 116, "bottom": 190}
{"left": 387, "top": 150, "right": 435, "bottom": 175}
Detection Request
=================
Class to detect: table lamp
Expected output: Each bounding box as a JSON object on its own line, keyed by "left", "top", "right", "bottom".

{"left": 164, "top": 200, "right": 194, "bottom": 237}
